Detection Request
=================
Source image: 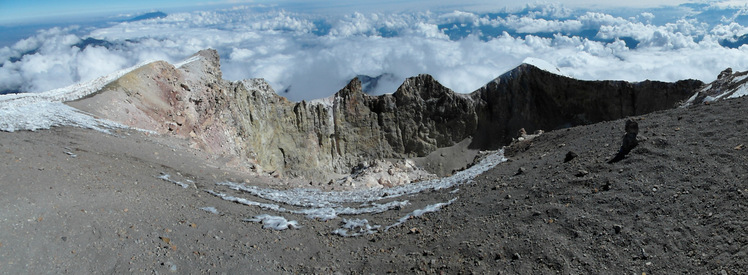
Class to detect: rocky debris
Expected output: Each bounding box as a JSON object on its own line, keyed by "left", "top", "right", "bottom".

{"left": 332, "top": 159, "right": 437, "bottom": 189}
{"left": 608, "top": 120, "right": 639, "bottom": 163}
{"left": 68, "top": 49, "right": 702, "bottom": 182}
{"left": 514, "top": 128, "right": 544, "bottom": 143}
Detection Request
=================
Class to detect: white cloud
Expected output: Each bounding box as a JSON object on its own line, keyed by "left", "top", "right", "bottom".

{"left": 2, "top": 4, "right": 748, "bottom": 100}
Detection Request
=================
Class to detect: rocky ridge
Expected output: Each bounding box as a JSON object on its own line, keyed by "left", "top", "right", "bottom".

{"left": 69, "top": 49, "right": 703, "bottom": 182}
{"left": 686, "top": 67, "right": 748, "bottom": 105}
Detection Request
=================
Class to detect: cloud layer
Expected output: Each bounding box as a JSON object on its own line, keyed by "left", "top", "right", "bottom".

{"left": 2, "top": 2, "right": 748, "bottom": 101}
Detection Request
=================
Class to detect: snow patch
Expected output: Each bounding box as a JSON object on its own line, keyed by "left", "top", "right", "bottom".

{"left": 174, "top": 55, "right": 202, "bottom": 68}
{"left": 0, "top": 101, "right": 124, "bottom": 132}
{"left": 245, "top": 214, "right": 299, "bottom": 230}
{"left": 385, "top": 198, "right": 457, "bottom": 231}
{"left": 206, "top": 189, "right": 408, "bottom": 221}
{"left": 200, "top": 207, "right": 220, "bottom": 214}
{"left": 333, "top": 218, "right": 381, "bottom": 237}
{"left": 157, "top": 173, "right": 191, "bottom": 188}
{"left": 727, "top": 80, "right": 748, "bottom": 99}
{"left": 206, "top": 190, "right": 287, "bottom": 212}
{"left": 204, "top": 151, "right": 503, "bottom": 233}
{"left": 214, "top": 151, "right": 505, "bottom": 208}
{"left": 205, "top": 152, "right": 503, "bottom": 236}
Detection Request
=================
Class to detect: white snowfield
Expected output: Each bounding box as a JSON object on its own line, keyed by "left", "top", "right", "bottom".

{"left": 0, "top": 56, "right": 203, "bottom": 132}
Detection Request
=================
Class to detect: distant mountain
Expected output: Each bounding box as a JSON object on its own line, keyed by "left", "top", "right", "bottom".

{"left": 74, "top": 37, "right": 115, "bottom": 49}
{"left": 720, "top": 34, "right": 748, "bottom": 49}
{"left": 355, "top": 73, "right": 397, "bottom": 94}
{"left": 127, "top": 11, "right": 167, "bottom": 22}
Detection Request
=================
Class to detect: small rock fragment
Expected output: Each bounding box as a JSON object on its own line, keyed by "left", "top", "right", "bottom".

{"left": 614, "top": 225, "right": 622, "bottom": 234}
{"left": 575, "top": 170, "right": 589, "bottom": 177}
{"left": 735, "top": 144, "right": 745, "bottom": 150}
{"left": 515, "top": 167, "right": 526, "bottom": 175}
{"left": 160, "top": 236, "right": 171, "bottom": 245}
{"left": 512, "top": 253, "right": 521, "bottom": 260}
{"left": 601, "top": 182, "right": 611, "bottom": 191}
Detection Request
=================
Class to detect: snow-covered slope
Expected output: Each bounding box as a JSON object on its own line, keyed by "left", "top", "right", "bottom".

{"left": 685, "top": 68, "right": 748, "bottom": 105}
{"left": 0, "top": 60, "right": 161, "bottom": 132}
{"left": 0, "top": 53, "right": 206, "bottom": 132}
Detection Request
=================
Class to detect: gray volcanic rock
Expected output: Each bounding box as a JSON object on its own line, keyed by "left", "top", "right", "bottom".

{"left": 69, "top": 49, "right": 703, "bottom": 180}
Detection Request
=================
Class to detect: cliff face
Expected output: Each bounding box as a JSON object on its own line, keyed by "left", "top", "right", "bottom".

{"left": 472, "top": 64, "right": 704, "bottom": 147}
{"left": 69, "top": 49, "right": 703, "bottom": 180}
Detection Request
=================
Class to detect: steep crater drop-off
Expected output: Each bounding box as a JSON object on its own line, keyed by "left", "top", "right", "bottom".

{"left": 68, "top": 49, "right": 702, "bottom": 182}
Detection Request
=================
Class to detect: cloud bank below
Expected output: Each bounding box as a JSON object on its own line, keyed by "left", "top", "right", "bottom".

{"left": 2, "top": 2, "right": 748, "bottom": 101}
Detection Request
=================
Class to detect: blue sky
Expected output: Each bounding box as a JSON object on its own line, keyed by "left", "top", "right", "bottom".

{"left": 2, "top": 0, "right": 747, "bottom": 100}
{"left": 0, "top": 0, "right": 697, "bottom": 25}
{"left": 0, "top": 0, "right": 226, "bottom": 24}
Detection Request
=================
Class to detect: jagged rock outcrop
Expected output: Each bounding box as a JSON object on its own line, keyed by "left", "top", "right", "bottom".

{"left": 685, "top": 68, "right": 748, "bottom": 105}
{"left": 69, "top": 49, "right": 703, "bottom": 180}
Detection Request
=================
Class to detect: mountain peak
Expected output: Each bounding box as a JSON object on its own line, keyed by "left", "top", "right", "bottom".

{"left": 521, "top": 57, "right": 571, "bottom": 78}
{"left": 127, "top": 11, "right": 168, "bottom": 22}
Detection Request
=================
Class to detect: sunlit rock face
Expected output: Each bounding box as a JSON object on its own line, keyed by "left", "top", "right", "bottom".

{"left": 69, "top": 49, "right": 702, "bottom": 181}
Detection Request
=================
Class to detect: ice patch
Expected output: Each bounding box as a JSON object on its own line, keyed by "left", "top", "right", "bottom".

{"left": 0, "top": 101, "right": 125, "bottom": 132}
{"left": 385, "top": 198, "right": 457, "bottom": 231}
{"left": 157, "top": 173, "right": 190, "bottom": 188}
{"left": 205, "top": 189, "right": 408, "bottom": 221}
{"left": 200, "top": 206, "right": 220, "bottom": 214}
{"left": 174, "top": 55, "right": 202, "bottom": 68}
{"left": 245, "top": 214, "right": 299, "bottom": 230}
{"left": 206, "top": 190, "right": 287, "bottom": 212}
{"left": 333, "top": 218, "right": 381, "bottom": 237}
{"left": 727, "top": 81, "right": 748, "bottom": 99}
{"left": 64, "top": 149, "right": 77, "bottom": 158}
{"left": 214, "top": 151, "right": 505, "bottom": 208}
{"left": 181, "top": 151, "right": 503, "bottom": 236}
